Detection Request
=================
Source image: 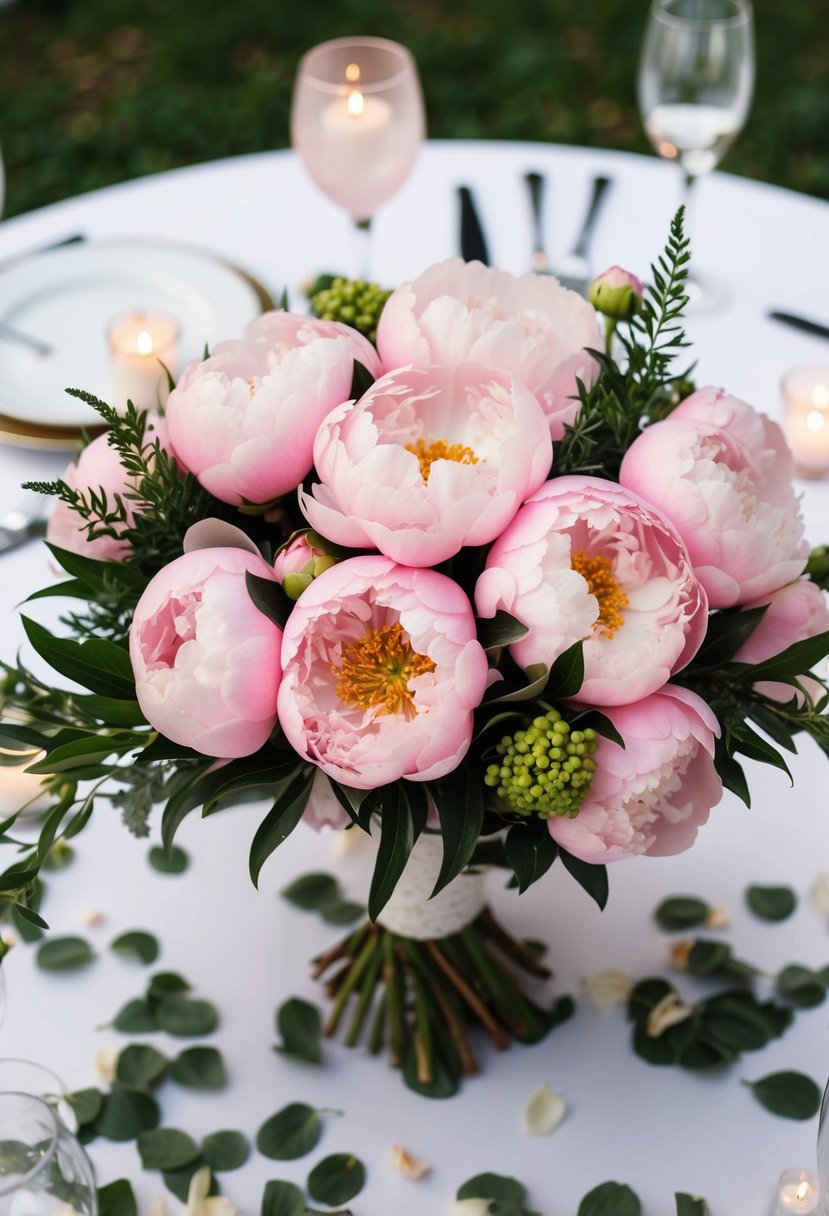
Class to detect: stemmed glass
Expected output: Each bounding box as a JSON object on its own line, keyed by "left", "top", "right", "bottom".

{"left": 291, "top": 37, "right": 425, "bottom": 277}
{"left": 638, "top": 0, "right": 755, "bottom": 310}
{"left": 0, "top": 1092, "right": 97, "bottom": 1214}
{"left": 818, "top": 1076, "right": 828, "bottom": 1214}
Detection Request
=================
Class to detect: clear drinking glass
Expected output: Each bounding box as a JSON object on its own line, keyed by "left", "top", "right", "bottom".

{"left": 638, "top": 0, "right": 754, "bottom": 310}
{"left": 0, "top": 1092, "right": 97, "bottom": 1215}
{"left": 0, "top": 1062, "right": 77, "bottom": 1135}
{"left": 818, "top": 1077, "right": 829, "bottom": 1214}
{"left": 291, "top": 36, "right": 425, "bottom": 276}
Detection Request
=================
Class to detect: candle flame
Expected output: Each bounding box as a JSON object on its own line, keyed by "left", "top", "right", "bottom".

{"left": 807, "top": 409, "right": 826, "bottom": 433}
{"left": 136, "top": 330, "right": 154, "bottom": 356}
{"left": 345, "top": 62, "right": 361, "bottom": 83}
{"left": 796, "top": 1181, "right": 811, "bottom": 1201}
{"left": 812, "top": 384, "right": 829, "bottom": 409}
{"left": 347, "top": 89, "right": 365, "bottom": 117}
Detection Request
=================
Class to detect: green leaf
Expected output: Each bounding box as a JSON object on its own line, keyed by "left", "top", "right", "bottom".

{"left": 430, "top": 766, "right": 486, "bottom": 896}
{"left": 487, "top": 661, "right": 550, "bottom": 704}
{"left": 736, "top": 628, "right": 829, "bottom": 684}
{"left": 245, "top": 571, "right": 294, "bottom": 630}
{"left": 547, "top": 640, "right": 585, "bottom": 698}
{"left": 402, "top": 1039, "right": 459, "bottom": 1099}
{"left": 21, "top": 616, "right": 136, "bottom": 698}
{"left": 147, "top": 971, "right": 191, "bottom": 999}
{"left": 743, "top": 1070, "right": 822, "bottom": 1119}
{"left": 457, "top": 1173, "right": 526, "bottom": 1203}
{"left": 112, "top": 997, "right": 158, "bottom": 1034}
{"left": 162, "top": 1158, "right": 217, "bottom": 1203}
{"left": 350, "top": 359, "right": 376, "bottom": 399}
{"left": 169, "top": 1046, "right": 226, "bottom": 1089}
{"left": 504, "top": 820, "right": 558, "bottom": 894}
{"left": 777, "top": 964, "right": 828, "bottom": 1008}
{"left": 676, "top": 1196, "right": 710, "bottom": 1216}
{"left": 367, "top": 783, "right": 427, "bottom": 921}
{"left": 36, "top": 935, "right": 95, "bottom": 972}
{"left": 201, "top": 1130, "right": 250, "bottom": 1172}
{"left": 703, "top": 994, "right": 776, "bottom": 1052}
{"left": 686, "top": 939, "right": 732, "bottom": 977}
{"left": 97, "top": 1179, "right": 138, "bottom": 1216}
{"left": 256, "top": 1103, "right": 323, "bottom": 1160}
{"left": 116, "top": 1044, "right": 168, "bottom": 1089}
{"left": 560, "top": 848, "right": 608, "bottom": 910}
{"left": 156, "top": 995, "right": 219, "bottom": 1037}
{"left": 578, "top": 1181, "right": 642, "bottom": 1216}
{"left": 307, "top": 1153, "right": 367, "bottom": 1205}
{"left": 111, "top": 930, "right": 159, "bottom": 964}
{"left": 281, "top": 872, "right": 340, "bottom": 911}
{"left": 655, "top": 896, "right": 710, "bottom": 931}
{"left": 137, "top": 1127, "right": 200, "bottom": 1171}
{"left": 66, "top": 1088, "right": 103, "bottom": 1128}
{"left": 94, "top": 1084, "right": 161, "bottom": 1141}
{"left": 476, "top": 609, "right": 529, "bottom": 650}
{"left": 746, "top": 884, "right": 797, "bottom": 922}
{"left": 713, "top": 741, "right": 751, "bottom": 806}
{"left": 694, "top": 605, "right": 769, "bottom": 667}
{"left": 249, "top": 771, "right": 314, "bottom": 888}
{"left": 274, "top": 997, "right": 323, "bottom": 1064}
{"left": 261, "top": 1180, "right": 306, "bottom": 1216}
{"left": 148, "top": 844, "right": 189, "bottom": 874}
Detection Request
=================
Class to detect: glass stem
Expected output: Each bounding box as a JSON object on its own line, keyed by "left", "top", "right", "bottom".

{"left": 353, "top": 216, "right": 372, "bottom": 280}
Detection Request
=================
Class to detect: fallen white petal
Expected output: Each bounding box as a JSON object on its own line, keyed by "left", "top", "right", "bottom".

{"left": 646, "top": 992, "right": 694, "bottom": 1038}
{"left": 448, "top": 1201, "right": 494, "bottom": 1216}
{"left": 149, "top": 1201, "right": 166, "bottom": 1216}
{"left": 583, "top": 968, "right": 634, "bottom": 1012}
{"left": 704, "top": 905, "right": 731, "bottom": 930}
{"left": 95, "top": 1046, "right": 119, "bottom": 1084}
{"left": 810, "top": 872, "right": 829, "bottom": 916}
{"left": 669, "top": 939, "right": 692, "bottom": 970}
{"left": 523, "top": 1082, "right": 566, "bottom": 1135}
{"left": 80, "top": 908, "right": 105, "bottom": 927}
{"left": 390, "top": 1144, "right": 431, "bottom": 1179}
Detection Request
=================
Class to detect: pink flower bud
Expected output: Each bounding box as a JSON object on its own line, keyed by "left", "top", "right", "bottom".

{"left": 588, "top": 266, "right": 644, "bottom": 321}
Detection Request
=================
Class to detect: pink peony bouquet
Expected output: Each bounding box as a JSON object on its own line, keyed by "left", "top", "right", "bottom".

{"left": 2, "top": 216, "right": 829, "bottom": 1090}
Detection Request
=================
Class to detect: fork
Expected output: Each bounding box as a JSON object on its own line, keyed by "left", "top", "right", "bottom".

{"left": 554, "top": 175, "right": 613, "bottom": 294}
{"left": 0, "top": 493, "right": 49, "bottom": 555}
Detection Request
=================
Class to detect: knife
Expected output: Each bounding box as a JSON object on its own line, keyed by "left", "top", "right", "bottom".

{"left": 768, "top": 309, "right": 829, "bottom": 341}
{"left": 458, "top": 186, "right": 490, "bottom": 266}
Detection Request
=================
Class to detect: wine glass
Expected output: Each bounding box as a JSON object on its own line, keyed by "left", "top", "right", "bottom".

{"left": 0, "top": 1092, "right": 97, "bottom": 1214}
{"left": 818, "top": 1076, "right": 828, "bottom": 1214}
{"left": 0, "top": 1061, "right": 77, "bottom": 1134}
{"left": 291, "top": 37, "right": 425, "bottom": 277}
{"left": 638, "top": 0, "right": 755, "bottom": 310}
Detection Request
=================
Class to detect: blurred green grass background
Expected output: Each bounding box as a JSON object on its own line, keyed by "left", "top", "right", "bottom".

{"left": 1, "top": 0, "right": 827, "bottom": 218}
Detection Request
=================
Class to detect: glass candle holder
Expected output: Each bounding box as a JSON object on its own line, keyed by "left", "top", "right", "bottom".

{"left": 107, "top": 310, "right": 180, "bottom": 415}
{"left": 770, "top": 1169, "right": 821, "bottom": 1216}
{"left": 0, "top": 1092, "right": 97, "bottom": 1214}
{"left": 0, "top": 1059, "right": 77, "bottom": 1133}
{"left": 782, "top": 365, "right": 829, "bottom": 478}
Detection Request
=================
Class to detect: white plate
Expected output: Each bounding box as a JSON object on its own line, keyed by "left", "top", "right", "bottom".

{"left": 0, "top": 238, "right": 271, "bottom": 432}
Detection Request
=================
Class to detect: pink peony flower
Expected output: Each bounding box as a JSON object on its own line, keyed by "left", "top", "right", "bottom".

{"left": 129, "top": 547, "right": 282, "bottom": 758}
{"left": 375, "top": 258, "right": 601, "bottom": 439}
{"left": 619, "top": 387, "right": 808, "bottom": 608}
{"left": 303, "top": 770, "right": 353, "bottom": 832}
{"left": 475, "top": 476, "right": 708, "bottom": 706}
{"left": 548, "top": 685, "right": 722, "bottom": 863}
{"left": 47, "top": 415, "right": 170, "bottom": 561}
{"left": 277, "top": 555, "right": 488, "bottom": 789}
{"left": 734, "top": 579, "right": 829, "bottom": 704}
{"left": 299, "top": 362, "right": 551, "bottom": 567}
{"left": 588, "top": 266, "right": 644, "bottom": 320}
{"left": 165, "top": 313, "right": 381, "bottom": 507}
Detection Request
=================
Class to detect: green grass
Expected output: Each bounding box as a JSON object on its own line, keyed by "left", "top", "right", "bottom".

{"left": 1, "top": 0, "right": 827, "bottom": 218}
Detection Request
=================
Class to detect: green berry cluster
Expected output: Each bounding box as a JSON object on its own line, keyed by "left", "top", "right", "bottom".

{"left": 309, "top": 277, "right": 392, "bottom": 344}
{"left": 484, "top": 709, "right": 598, "bottom": 819}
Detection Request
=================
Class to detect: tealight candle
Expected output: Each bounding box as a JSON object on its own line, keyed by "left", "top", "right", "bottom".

{"left": 108, "top": 311, "right": 180, "bottom": 415}
{"left": 782, "top": 364, "right": 829, "bottom": 478}
{"left": 0, "top": 749, "right": 50, "bottom": 819}
{"left": 770, "top": 1169, "right": 820, "bottom": 1216}
{"left": 318, "top": 75, "right": 393, "bottom": 201}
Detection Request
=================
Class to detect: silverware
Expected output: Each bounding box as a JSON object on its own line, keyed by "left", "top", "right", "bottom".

{"left": 458, "top": 186, "right": 490, "bottom": 265}
{"left": 554, "top": 175, "right": 613, "bottom": 294}
{"left": 768, "top": 310, "right": 829, "bottom": 341}
{"left": 525, "top": 172, "right": 552, "bottom": 274}
{"left": 0, "top": 493, "right": 49, "bottom": 555}
{"left": 0, "top": 321, "right": 53, "bottom": 357}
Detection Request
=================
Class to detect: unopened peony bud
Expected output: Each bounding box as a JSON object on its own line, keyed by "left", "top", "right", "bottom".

{"left": 274, "top": 533, "right": 338, "bottom": 601}
{"left": 588, "top": 266, "right": 644, "bottom": 321}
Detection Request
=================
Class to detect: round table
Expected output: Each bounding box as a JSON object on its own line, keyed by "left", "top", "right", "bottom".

{"left": 1, "top": 142, "right": 828, "bottom": 1216}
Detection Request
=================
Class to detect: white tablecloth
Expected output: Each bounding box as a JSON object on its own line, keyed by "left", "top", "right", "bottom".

{"left": 1, "top": 142, "right": 828, "bottom": 1216}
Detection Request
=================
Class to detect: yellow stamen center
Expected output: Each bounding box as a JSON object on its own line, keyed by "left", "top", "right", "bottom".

{"left": 334, "top": 622, "right": 436, "bottom": 719}
{"left": 247, "top": 377, "right": 256, "bottom": 399}
{"left": 405, "top": 437, "right": 479, "bottom": 482}
{"left": 570, "top": 549, "right": 629, "bottom": 638}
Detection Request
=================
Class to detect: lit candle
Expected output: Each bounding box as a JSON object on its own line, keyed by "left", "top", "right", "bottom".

{"left": 782, "top": 364, "right": 829, "bottom": 477}
{"left": 0, "top": 749, "right": 50, "bottom": 819}
{"left": 108, "top": 311, "right": 180, "bottom": 415}
{"left": 318, "top": 64, "right": 392, "bottom": 192}
{"left": 770, "top": 1169, "right": 820, "bottom": 1216}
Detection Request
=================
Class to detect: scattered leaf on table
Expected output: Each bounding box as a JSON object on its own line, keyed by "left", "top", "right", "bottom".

{"left": 162, "top": 1157, "right": 217, "bottom": 1203}
{"left": 137, "top": 1127, "right": 200, "bottom": 1171}
{"left": 274, "top": 996, "right": 322, "bottom": 1064}
{"left": 743, "top": 1070, "right": 822, "bottom": 1119}
{"left": 776, "top": 964, "right": 828, "bottom": 1008}
{"left": 66, "top": 1088, "right": 103, "bottom": 1129}
{"left": 148, "top": 844, "right": 189, "bottom": 875}
{"left": 583, "top": 969, "right": 634, "bottom": 1012}
{"left": 111, "top": 930, "right": 160, "bottom": 964}
{"left": 281, "top": 870, "right": 363, "bottom": 925}
{"left": 307, "top": 1152, "right": 367, "bottom": 1205}
{"left": 578, "top": 1181, "right": 642, "bottom": 1216}
{"left": 256, "top": 1102, "right": 324, "bottom": 1160}
{"left": 676, "top": 1195, "right": 711, "bottom": 1216}
{"left": 94, "top": 1083, "right": 160, "bottom": 1141}
{"left": 201, "top": 1130, "right": 250, "bottom": 1172}
{"left": 36, "top": 935, "right": 95, "bottom": 971}
{"left": 148, "top": 971, "right": 191, "bottom": 999}
{"left": 117, "top": 1043, "right": 168, "bottom": 1088}
{"left": 389, "top": 1143, "right": 431, "bottom": 1179}
{"left": 96, "top": 1047, "right": 119, "bottom": 1084}
{"left": 170, "top": 1046, "right": 226, "bottom": 1089}
{"left": 457, "top": 1173, "right": 526, "bottom": 1204}
{"left": 97, "top": 1179, "right": 138, "bottom": 1216}
{"left": 112, "top": 997, "right": 158, "bottom": 1034}
{"left": 522, "top": 1083, "right": 566, "bottom": 1135}
{"left": 156, "top": 995, "right": 219, "bottom": 1037}
{"left": 809, "top": 871, "right": 829, "bottom": 915}
{"left": 655, "top": 896, "right": 710, "bottom": 931}
{"left": 746, "top": 884, "right": 797, "bottom": 922}
{"left": 261, "top": 1180, "right": 305, "bottom": 1216}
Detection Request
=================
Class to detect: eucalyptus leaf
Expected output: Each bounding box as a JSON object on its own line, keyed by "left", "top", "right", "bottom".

{"left": 93, "top": 1083, "right": 160, "bottom": 1142}
{"left": 147, "top": 971, "right": 191, "bottom": 999}
{"left": 654, "top": 896, "right": 710, "bottom": 931}
{"left": 261, "top": 1180, "right": 306, "bottom": 1216}
{"left": 66, "top": 1088, "right": 103, "bottom": 1128}
{"left": 578, "top": 1181, "right": 642, "bottom": 1216}
{"left": 402, "top": 1039, "right": 459, "bottom": 1099}
{"left": 137, "top": 1127, "right": 200, "bottom": 1171}
{"left": 36, "top": 935, "right": 95, "bottom": 972}
{"left": 97, "top": 1179, "right": 137, "bottom": 1216}
{"left": 307, "top": 1152, "right": 367, "bottom": 1205}
{"left": 457, "top": 1173, "right": 525, "bottom": 1204}
{"left": 156, "top": 995, "right": 219, "bottom": 1037}
{"left": 256, "top": 1102, "right": 323, "bottom": 1160}
{"left": 201, "top": 1130, "right": 250, "bottom": 1172}
{"left": 776, "top": 964, "right": 827, "bottom": 1008}
{"left": 111, "top": 930, "right": 159, "bottom": 965}
{"left": 148, "top": 844, "right": 189, "bottom": 875}
{"left": 676, "top": 1196, "right": 710, "bottom": 1216}
{"left": 162, "top": 1158, "right": 218, "bottom": 1203}
{"left": 746, "top": 884, "right": 797, "bottom": 922}
{"left": 112, "top": 997, "right": 158, "bottom": 1034}
{"left": 116, "top": 1044, "right": 168, "bottom": 1089}
{"left": 743, "top": 1070, "right": 822, "bottom": 1119}
{"left": 274, "top": 997, "right": 323, "bottom": 1064}
{"left": 169, "top": 1046, "right": 226, "bottom": 1089}
{"left": 281, "top": 872, "right": 340, "bottom": 911}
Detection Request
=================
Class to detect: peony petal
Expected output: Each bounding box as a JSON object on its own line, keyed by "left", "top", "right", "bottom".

{"left": 522, "top": 1082, "right": 567, "bottom": 1136}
